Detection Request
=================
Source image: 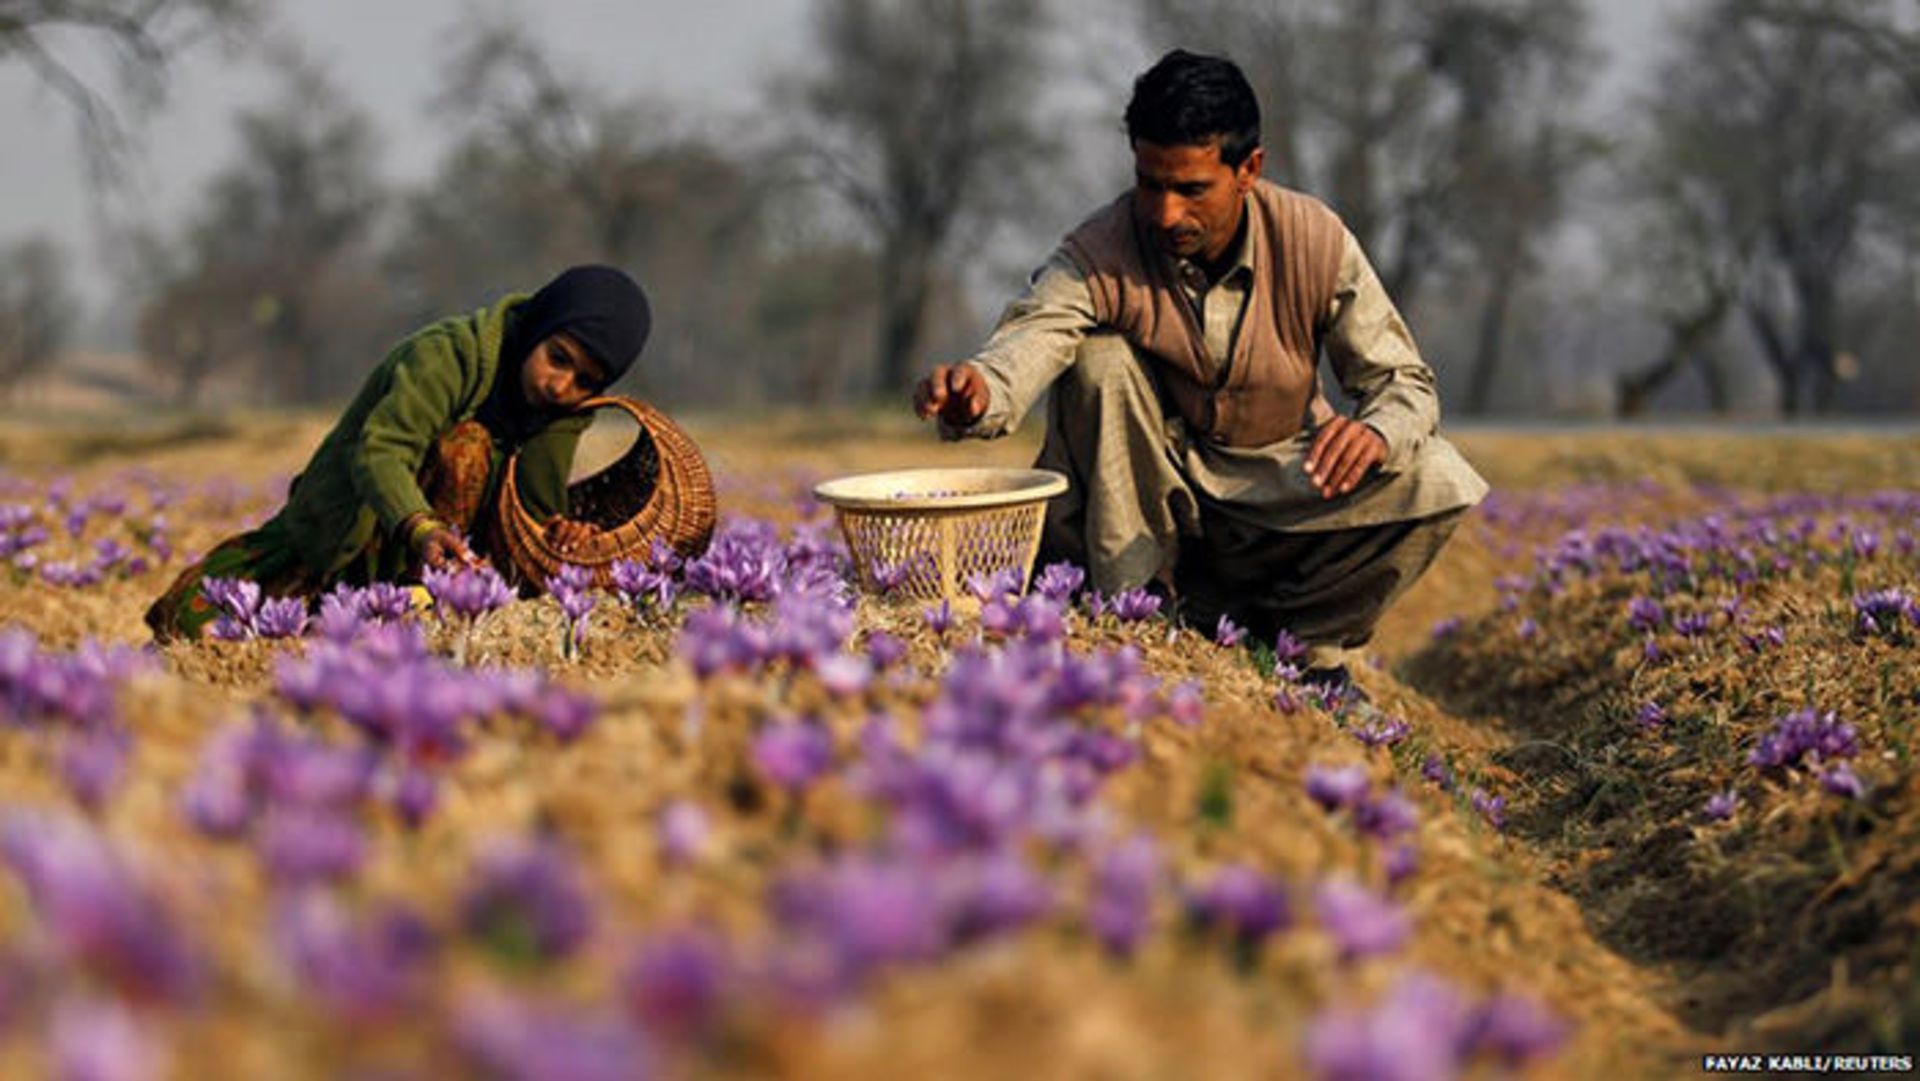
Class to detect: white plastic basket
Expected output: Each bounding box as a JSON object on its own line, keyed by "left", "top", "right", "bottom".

{"left": 812, "top": 467, "right": 1068, "bottom": 601}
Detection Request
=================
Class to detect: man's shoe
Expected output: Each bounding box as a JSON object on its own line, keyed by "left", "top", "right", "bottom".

{"left": 1301, "top": 665, "right": 1371, "bottom": 708}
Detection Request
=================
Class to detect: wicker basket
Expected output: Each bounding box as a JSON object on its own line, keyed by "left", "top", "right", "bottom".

{"left": 813, "top": 467, "right": 1068, "bottom": 602}
{"left": 497, "top": 395, "right": 717, "bottom": 589}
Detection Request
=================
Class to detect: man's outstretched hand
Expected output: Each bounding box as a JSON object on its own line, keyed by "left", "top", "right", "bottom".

{"left": 1305, "top": 415, "right": 1387, "bottom": 499}
{"left": 913, "top": 364, "right": 990, "bottom": 427}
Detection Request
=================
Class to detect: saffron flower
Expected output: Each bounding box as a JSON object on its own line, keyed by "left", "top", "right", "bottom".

{"left": 460, "top": 839, "right": 596, "bottom": 965}
{"left": 1820, "top": 764, "right": 1866, "bottom": 800}
{"left": 623, "top": 927, "right": 733, "bottom": 1042}
{"left": 1314, "top": 877, "right": 1410, "bottom": 962}
{"left": 1635, "top": 702, "right": 1667, "bottom": 731}
{"left": 1186, "top": 864, "right": 1291, "bottom": 945}
{"left": 656, "top": 800, "right": 713, "bottom": 867}
{"left": 1702, "top": 790, "right": 1738, "bottom": 822}
{"left": 1747, "top": 708, "right": 1859, "bottom": 771}
{"left": 752, "top": 720, "right": 835, "bottom": 792}
{"left": 1108, "top": 587, "right": 1163, "bottom": 622}
{"left": 1088, "top": 836, "right": 1160, "bottom": 957}
{"left": 1032, "top": 561, "right": 1085, "bottom": 604}
{"left": 1213, "top": 614, "right": 1248, "bottom": 647}
{"left": 1305, "top": 764, "right": 1371, "bottom": 812}
{"left": 1470, "top": 787, "right": 1507, "bottom": 832}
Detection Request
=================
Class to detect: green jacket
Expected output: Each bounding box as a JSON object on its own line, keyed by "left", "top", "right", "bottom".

{"left": 276, "top": 294, "right": 589, "bottom": 578}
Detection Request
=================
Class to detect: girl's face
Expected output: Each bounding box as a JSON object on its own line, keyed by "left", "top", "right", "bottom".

{"left": 520, "top": 333, "right": 609, "bottom": 413}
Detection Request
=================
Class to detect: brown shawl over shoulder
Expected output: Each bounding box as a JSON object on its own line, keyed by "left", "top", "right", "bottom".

{"left": 1061, "top": 179, "right": 1345, "bottom": 447}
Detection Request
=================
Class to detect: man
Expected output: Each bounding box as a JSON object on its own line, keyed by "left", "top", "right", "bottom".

{"left": 912, "top": 49, "right": 1487, "bottom": 698}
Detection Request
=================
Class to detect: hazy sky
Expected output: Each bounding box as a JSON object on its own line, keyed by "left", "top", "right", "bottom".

{"left": 2, "top": 0, "right": 1676, "bottom": 316}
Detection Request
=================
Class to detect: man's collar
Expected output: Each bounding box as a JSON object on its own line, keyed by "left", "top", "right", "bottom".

{"left": 1174, "top": 194, "right": 1255, "bottom": 289}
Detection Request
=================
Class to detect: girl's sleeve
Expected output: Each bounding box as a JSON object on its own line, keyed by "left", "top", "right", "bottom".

{"left": 515, "top": 412, "right": 592, "bottom": 522}
{"left": 349, "top": 333, "right": 467, "bottom": 533}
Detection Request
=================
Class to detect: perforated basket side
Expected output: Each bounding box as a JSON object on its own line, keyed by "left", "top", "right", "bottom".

{"left": 835, "top": 500, "right": 1049, "bottom": 601}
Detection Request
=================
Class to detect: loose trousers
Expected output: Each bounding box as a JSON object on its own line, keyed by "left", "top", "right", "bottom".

{"left": 1032, "top": 332, "right": 1462, "bottom": 670}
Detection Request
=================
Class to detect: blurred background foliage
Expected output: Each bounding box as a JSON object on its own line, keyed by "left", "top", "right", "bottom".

{"left": 1, "top": 0, "right": 1918, "bottom": 417}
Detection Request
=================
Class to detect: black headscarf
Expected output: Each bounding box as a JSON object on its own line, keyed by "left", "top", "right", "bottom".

{"left": 479, "top": 265, "right": 652, "bottom": 442}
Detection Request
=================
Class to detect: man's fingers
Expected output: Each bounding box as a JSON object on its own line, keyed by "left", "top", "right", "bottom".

{"left": 1306, "top": 421, "right": 1341, "bottom": 474}
{"left": 1311, "top": 423, "right": 1357, "bottom": 495}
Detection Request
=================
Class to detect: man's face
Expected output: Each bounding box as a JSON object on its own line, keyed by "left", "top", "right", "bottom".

{"left": 520, "top": 332, "right": 609, "bottom": 414}
{"left": 1132, "top": 140, "right": 1263, "bottom": 263}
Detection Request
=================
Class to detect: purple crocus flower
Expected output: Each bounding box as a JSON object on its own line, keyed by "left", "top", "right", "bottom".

{"left": 1355, "top": 790, "right": 1421, "bottom": 841}
{"left": 257, "top": 808, "right": 366, "bottom": 886}
{"left": 812, "top": 652, "right": 874, "bottom": 697}
{"left": 48, "top": 996, "right": 165, "bottom": 1081}
{"left": 1747, "top": 709, "right": 1859, "bottom": 771}
{"left": 1032, "top": 561, "right": 1085, "bottom": 604}
{"left": 1186, "top": 864, "right": 1291, "bottom": 945}
{"left": 1213, "top": 614, "right": 1248, "bottom": 647}
{"left": 387, "top": 765, "right": 438, "bottom": 829}
{"left": 1466, "top": 993, "right": 1570, "bottom": 1065}
{"left": 1820, "top": 764, "right": 1866, "bottom": 800}
{"left": 272, "top": 892, "right": 437, "bottom": 1024}
{"left": 1087, "top": 836, "right": 1159, "bottom": 957}
{"left": 1107, "top": 587, "right": 1163, "bottom": 622}
{"left": 752, "top": 721, "right": 835, "bottom": 792}
{"left": 865, "top": 631, "right": 907, "bottom": 670}
{"left": 59, "top": 728, "right": 129, "bottom": 811}
{"left": 1672, "top": 611, "right": 1713, "bottom": 638}
{"left": 1635, "top": 702, "right": 1667, "bottom": 731}
{"left": 203, "top": 577, "right": 262, "bottom": 633}
{"left": 453, "top": 990, "right": 651, "bottom": 1081}
{"left": 1, "top": 812, "right": 202, "bottom": 1004}
{"left": 1382, "top": 844, "right": 1419, "bottom": 890}
{"left": 948, "top": 850, "right": 1055, "bottom": 941}
{"left": 1430, "top": 616, "right": 1463, "bottom": 640}
{"left": 1470, "top": 788, "right": 1507, "bottom": 832}
{"left": 656, "top": 800, "right": 712, "bottom": 867}
{"left": 1853, "top": 588, "right": 1916, "bottom": 638}
{"left": 1702, "top": 790, "right": 1738, "bottom": 822}
{"left": 425, "top": 565, "right": 513, "bottom": 621}
{"left": 460, "top": 839, "right": 596, "bottom": 964}
{"left": 254, "top": 597, "right": 309, "bottom": 639}
{"left": 1306, "top": 764, "right": 1371, "bottom": 812}
{"left": 1627, "top": 596, "right": 1664, "bottom": 633}
{"left": 1419, "top": 753, "right": 1454, "bottom": 792}
{"left": 1300, "top": 971, "right": 1476, "bottom": 1081}
{"left": 622, "top": 927, "right": 732, "bottom": 1042}
{"left": 1167, "top": 679, "right": 1205, "bottom": 727}
{"left": 1350, "top": 715, "right": 1412, "bottom": 749}
{"left": 1272, "top": 629, "right": 1310, "bottom": 667}
{"left": 533, "top": 689, "right": 597, "bottom": 742}
{"left": 1314, "top": 877, "right": 1410, "bottom": 962}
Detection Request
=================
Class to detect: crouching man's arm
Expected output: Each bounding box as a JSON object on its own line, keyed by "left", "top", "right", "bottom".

{"left": 912, "top": 250, "right": 1098, "bottom": 439}
{"left": 1319, "top": 228, "right": 1442, "bottom": 478}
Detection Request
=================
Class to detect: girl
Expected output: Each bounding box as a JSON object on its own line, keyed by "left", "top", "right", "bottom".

{"left": 147, "top": 264, "right": 651, "bottom": 640}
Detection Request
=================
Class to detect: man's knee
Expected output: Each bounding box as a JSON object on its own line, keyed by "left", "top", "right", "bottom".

{"left": 1059, "top": 332, "right": 1156, "bottom": 406}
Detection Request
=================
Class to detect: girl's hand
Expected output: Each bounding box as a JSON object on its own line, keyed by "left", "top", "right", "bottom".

{"left": 406, "top": 514, "right": 485, "bottom": 571}
{"left": 421, "top": 528, "right": 485, "bottom": 571}
{"left": 546, "top": 517, "right": 600, "bottom": 556}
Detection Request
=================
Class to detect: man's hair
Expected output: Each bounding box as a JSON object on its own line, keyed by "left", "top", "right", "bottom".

{"left": 1124, "top": 49, "right": 1261, "bottom": 167}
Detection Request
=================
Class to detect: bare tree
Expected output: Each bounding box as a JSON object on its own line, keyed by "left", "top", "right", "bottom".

{"left": 786, "top": 0, "right": 1056, "bottom": 394}
{"left": 1622, "top": 0, "right": 1919, "bottom": 415}
{"left": 136, "top": 49, "right": 392, "bottom": 404}
{"left": 398, "top": 17, "right": 782, "bottom": 406}
{"left": 0, "top": 0, "right": 259, "bottom": 184}
{"left": 0, "top": 237, "right": 79, "bottom": 400}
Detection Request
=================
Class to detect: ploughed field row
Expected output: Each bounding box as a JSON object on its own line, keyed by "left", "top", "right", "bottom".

{"left": 0, "top": 418, "right": 1911, "bottom": 1079}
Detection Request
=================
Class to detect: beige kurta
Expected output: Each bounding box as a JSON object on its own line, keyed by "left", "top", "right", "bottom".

{"left": 947, "top": 203, "right": 1488, "bottom": 535}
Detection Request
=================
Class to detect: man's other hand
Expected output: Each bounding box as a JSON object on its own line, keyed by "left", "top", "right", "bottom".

{"left": 1305, "top": 416, "right": 1387, "bottom": 499}
{"left": 912, "top": 364, "right": 990, "bottom": 427}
